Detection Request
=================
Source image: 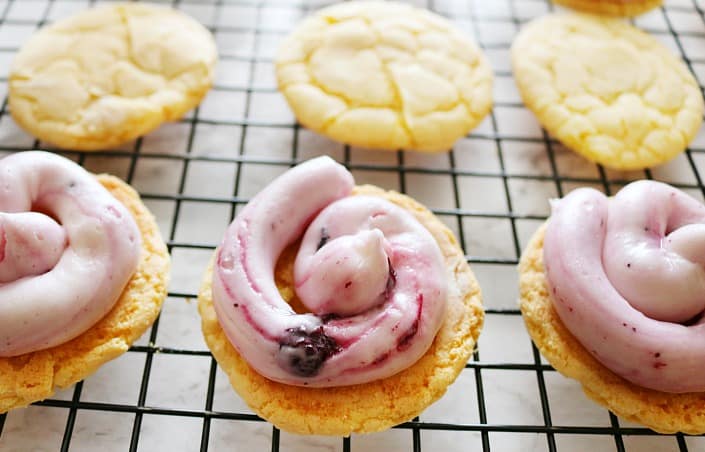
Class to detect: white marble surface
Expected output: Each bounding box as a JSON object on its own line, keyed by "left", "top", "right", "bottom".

{"left": 1, "top": 0, "right": 705, "bottom": 451}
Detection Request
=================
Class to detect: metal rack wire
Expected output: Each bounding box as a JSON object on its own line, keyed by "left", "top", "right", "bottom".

{"left": 1, "top": 0, "right": 705, "bottom": 450}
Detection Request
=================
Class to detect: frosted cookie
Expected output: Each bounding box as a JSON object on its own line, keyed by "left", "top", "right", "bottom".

{"left": 512, "top": 13, "right": 703, "bottom": 170}
{"left": 198, "top": 156, "right": 483, "bottom": 435}
{"left": 9, "top": 3, "right": 217, "bottom": 151}
{"left": 552, "top": 0, "right": 663, "bottom": 17}
{"left": 275, "top": 1, "right": 493, "bottom": 152}
{"left": 519, "top": 181, "right": 705, "bottom": 434}
{"left": 0, "top": 151, "right": 170, "bottom": 413}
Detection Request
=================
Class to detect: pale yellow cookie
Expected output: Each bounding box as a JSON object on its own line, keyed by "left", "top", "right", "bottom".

{"left": 552, "top": 0, "right": 663, "bottom": 17}
{"left": 275, "top": 1, "right": 493, "bottom": 153}
{"left": 512, "top": 13, "right": 704, "bottom": 170}
{"left": 0, "top": 174, "right": 170, "bottom": 413}
{"left": 519, "top": 224, "right": 705, "bottom": 434}
{"left": 9, "top": 3, "right": 217, "bottom": 151}
{"left": 198, "top": 185, "right": 484, "bottom": 436}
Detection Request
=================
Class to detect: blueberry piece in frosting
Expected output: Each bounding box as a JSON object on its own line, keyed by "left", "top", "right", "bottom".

{"left": 278, "top": 327, "right": 341, "bottom": 377}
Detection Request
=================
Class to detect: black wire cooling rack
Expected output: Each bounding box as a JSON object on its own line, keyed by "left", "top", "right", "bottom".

{"left": 1, "top": 0, "right": 705, "bottom": 450}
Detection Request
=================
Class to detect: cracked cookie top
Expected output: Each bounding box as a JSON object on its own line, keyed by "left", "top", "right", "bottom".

{"left": 512, "top": 13, "right": 703, "bottom": 170}
{"left": 8, "top": 3, "right": 217, "bottom": 151}
{"left": 275, "top": 1, "right": 493, "bottom": 153}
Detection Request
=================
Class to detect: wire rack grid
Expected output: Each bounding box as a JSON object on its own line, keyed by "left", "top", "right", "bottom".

{"left": 0, "top": 0, "right": 705, "bottom": 450}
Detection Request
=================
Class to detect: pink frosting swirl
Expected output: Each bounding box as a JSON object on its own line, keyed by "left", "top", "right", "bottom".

{"left": 212, "top": 156, "right": 447, "bottom": 387}
{"left": 0, "top": 151, "right": 141, "bottom": 357}
{"left": 544, "top": 180, "right": 705, "bottom": 393}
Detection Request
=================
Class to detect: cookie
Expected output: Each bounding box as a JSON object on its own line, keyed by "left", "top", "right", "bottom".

{"left": 9, "top": 3, "right": 217, "bottom": 151}
{"left": 512, "top": 13, "right": 704, "bottom": 170}
{"left": 275, "top": 1, "right": 493, "bottom": 152}
{"left": 519, "top": 224, "right": 705, "bottom": 434}
{"left": 552, "top": 0, "right": 663, "bottom": 17}
{"left": 198, "top": 184, "right": 484, "bottom": 436}
{"left": 0, "top": 174, "right": 170, "bottom": 413}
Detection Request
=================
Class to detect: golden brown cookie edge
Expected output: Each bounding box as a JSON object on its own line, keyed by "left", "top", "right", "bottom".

{"left": 8, "top": 94, "right": 210, "bottom": 152}
{"left": 197, "top": 184, "right": 484, "bottom": 436}
{"left": 551, "top": 0, "right": 663, "bottom": 17}
{"left": 0, "top": 174, "right": 170, "bottom": 413}
{"left": 518, "top": 222, "right": 705, "bottom": 434}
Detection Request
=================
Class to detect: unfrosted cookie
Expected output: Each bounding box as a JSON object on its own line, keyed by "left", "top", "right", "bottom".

{"left": 275, "top": 1, "right": 493, "bottom": 152}
{"left": 552, "top": 0, "right": 663, "bottom": 17}
{"left": 9, "top": 3, "right": 217, "bottom": 151}
{"left": 519, "top": 224, "right": 705, "bottom": 434}
{"left": 198, "top": 185, "right": 484, "bottom": 436}
{"left": 0, "top": 175, "right": 170, "bottom": 413}
{"left": 512, "top": 13, "right": 703, "bottom": 170}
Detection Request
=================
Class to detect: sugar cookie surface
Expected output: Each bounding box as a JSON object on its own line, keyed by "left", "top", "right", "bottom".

{"left": 519, "top": 224, "right": 705, "bottom": 435}
{"left": 9, "top": 3, "right": 217, "bottom": 151}
{"left": 0, "top": 175, "right": 170, "bottom": 413}
{"left": 198, "top": 185, "right": 484, "bottom": 436}
{"left": 275, "top": 1, "right": 493, "bottom": 152}
{"left": 552, "top": 0, "right": 663, "bottom": 16}
{"left": 512, "top": 13, "right": 703, "bottom": 170}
